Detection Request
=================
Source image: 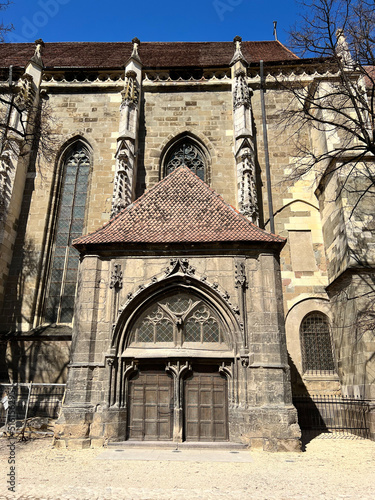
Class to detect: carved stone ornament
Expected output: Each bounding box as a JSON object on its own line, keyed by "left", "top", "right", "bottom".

{"left": 241, "top": 356, "right": 250, "bottom": 368}
{"left": 233, "top": 70, "right": 252, "bottom": 110}
{"left": 235, "top": 262, "right": 247, "bottom": 289}
{"left": 130, "top": 38, "right": 142, "bottom": 64}
{"left": 110, "top": 264, "right": 123, "bottom": 289}
{"left": 111, "top": 142, "right": 132, "bottom": 217}
{"left": 14, "top": 73, "right": 36, "bottom": 110}
{"left": 115, "top": 261, "right": 242, "bottom": 328}
{"left": 31, "top": 38, "right": 45, "bottom": 64}
{"left": 230, "top": 35, "right": 249, "bottom": 67}
{"left": 121, "top": 71, "right": 139, "bottom": 106}
{"left": 219, "top": 361, "right": 232, "bottom": 378}
{"left": 237, "top": 142, "right": 259, "bottom": 223}
{"left": 0, "top": 151, "right": 11, "bottom": 177}
{"left": 164, "top": 258, "right": 196, "bottom": 277}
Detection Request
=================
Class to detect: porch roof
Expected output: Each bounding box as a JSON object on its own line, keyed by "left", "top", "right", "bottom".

{"left": 73, "top": 166, "right": 285, "bottom": 250}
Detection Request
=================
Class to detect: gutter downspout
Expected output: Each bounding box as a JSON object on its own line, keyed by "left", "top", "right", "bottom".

{"left": 260, "top": 60, "right": 275, "bottom": 234}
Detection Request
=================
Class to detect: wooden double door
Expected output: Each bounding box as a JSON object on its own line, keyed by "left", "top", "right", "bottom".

{"left": 127, "top": 365, "right": 228, "bottom": 441}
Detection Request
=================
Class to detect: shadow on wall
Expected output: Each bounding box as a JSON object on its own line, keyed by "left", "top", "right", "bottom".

{"left": 5, "top": 332, "right": 70, "bottom": 384}
{"left": 0, "top": 176, "right": 71, "bottom": 383}
{"left": 288, "top": 353, "right": 330, "bottom": 450}
{"left": 329, "top": 271, "right": 375, "bottom": 398}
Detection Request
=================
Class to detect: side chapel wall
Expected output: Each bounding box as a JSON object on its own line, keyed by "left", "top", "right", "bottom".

{"left": 57, "top": 250, "right": 300, "bottom": 449}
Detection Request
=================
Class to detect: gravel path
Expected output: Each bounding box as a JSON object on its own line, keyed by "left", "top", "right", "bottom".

{"left": 0, "top": 435, "right": 374, "bottom": 499}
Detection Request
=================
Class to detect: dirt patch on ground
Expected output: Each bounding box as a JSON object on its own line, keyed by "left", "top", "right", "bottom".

{"left": 0, "top": 434, "right": 374, "bottom": 499}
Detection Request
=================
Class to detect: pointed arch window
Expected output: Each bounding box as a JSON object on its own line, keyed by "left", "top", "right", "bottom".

{"left": 130, "top": 292, "right": 226, "bottom": 347}
{"left": 300, "top": 312, "right": 335, "bottom": 373}
{"left": 164, "top": 140, "right": 206, "bottom": 181}
{"left": 45, "top": 144, "right": 91, "bottom": 324}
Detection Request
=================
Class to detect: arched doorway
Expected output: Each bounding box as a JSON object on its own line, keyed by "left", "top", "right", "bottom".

{"left": 121, "top": 290, "right": 233, "bottom": 442}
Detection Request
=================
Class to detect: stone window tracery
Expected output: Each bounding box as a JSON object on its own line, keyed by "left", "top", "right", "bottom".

{"left": 130, "top": 293, "right": 225, "bottom": 346}
{"left": 45, "top": 144, "right": 90, "bottom": 324}
{"left": 164, "top": 141, "right": 206, "bottom": 181}
{"left": 300, "top": 312, "right": 335, "bottom": 373}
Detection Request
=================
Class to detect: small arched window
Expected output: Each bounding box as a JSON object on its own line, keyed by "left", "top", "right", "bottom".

{"left": 164, "top": 139, "right": 206, "bottom": 181}
{"left": 130, "top": 292, "right": 226, "bottom": 346}
{"left": 300, "top": 312, "right": 335, "bottom": 372}
{"left": 45, "top": 143, "right": 91, "bottom": 324}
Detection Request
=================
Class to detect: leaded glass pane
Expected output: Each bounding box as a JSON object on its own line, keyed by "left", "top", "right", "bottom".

{"left": 165, "top": 296, "right": 191, "bottom": 314}
{"left": 60, "top": 206, "right": 72, "bottom": 219}
{"left": 45, "top": 145, "right": 90, "bottom": 324}
{"left": 58, "top": 219, "right": 70, "bottom": 231}
{"left": 60, "top": 308, "right": 74, "bottom": 324}
{"left": 56, "top": 233, "right": 69, "bottom": 247}
{"left": 62, "top": 284, "right": 76, "bottom": 296}
{"left": 73, "top": 205, "right": 85, "bottom": 219}
{"left": 49, "top": 281, "right": 61, "bottom": 293}
{"left": 79, "top": 166, "right": 90, "bottom": 176}
{"left": 63, "top": 183, "right": 75, "bottom": 194}
{"left": 185, "top": 319, "right": 201, "bottom": 342}
{"left": 301, "top": 313, "right": 335, "bottom": 372}
{"left": 203, "top": 318, "right": 220, "bottom": 342}
{"left": 71, "top": 220, "right": 83, "bottom": 233}
{"left": 165, "top": 142, "right": 206, "bottom": 180}
{"left": 138, "top": 321, "right": 154, "bottom": 342}
{"left": 155, "top": 320, "right": 174, "bottom": 342}
{"left": 65, "top": 269, "right": 78, "bottom": 282}
{"left": 61, "top": 193, "right": 74, "bottom": 206}
{"left": 45, "top": 307, "right": 58, "bottom": 324}
{"left": 129, "top": 293, "right": 226, "bottom": 347}
{"left": 51, "top": 268, "right": 63, "bottom": 282}
{"left": 75, "top": 197, "right": 86, "bottom": 207}
{"left": 53, "top": 247, "right": 66, "bottom": 258}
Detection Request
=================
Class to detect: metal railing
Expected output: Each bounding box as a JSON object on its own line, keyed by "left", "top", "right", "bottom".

{"left": 293, "top": 394, "right": 372, "bottom": 439}
{"left": 0, "top": 383, "right": 66, "bottom": 431}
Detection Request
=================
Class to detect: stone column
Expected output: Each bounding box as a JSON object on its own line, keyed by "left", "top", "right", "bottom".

{"left": 111, "top": 38, "right": 143, "bottom": 216}
{"left": 166, "top": 361, "right": 191, "bottom": 442}
{"left": 230, "top": 36, "right": 259, "bottom": 224}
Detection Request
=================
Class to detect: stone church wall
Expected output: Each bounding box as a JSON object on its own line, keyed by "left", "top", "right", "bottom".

{"left": 138, "top": 85, "right": 236, "bottom": 206}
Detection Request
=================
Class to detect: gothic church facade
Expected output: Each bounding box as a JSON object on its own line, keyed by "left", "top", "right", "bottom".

{"left": 0, "top": 37, "right": 373, "bottom": 448}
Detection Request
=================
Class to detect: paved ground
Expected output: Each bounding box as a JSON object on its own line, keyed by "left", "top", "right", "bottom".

{"left": 0, "top": 434, "right": 374, "bottom": 499}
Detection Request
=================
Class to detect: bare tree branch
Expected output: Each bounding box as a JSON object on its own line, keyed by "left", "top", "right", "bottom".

{"left": 0, "top": 1, "right": 13, "bottom": 43}
{"left": 277, "top": 0, "right": 375, "bottom": 202}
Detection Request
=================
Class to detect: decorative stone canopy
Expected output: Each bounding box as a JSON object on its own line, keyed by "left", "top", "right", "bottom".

{"left": 73, "top": 166, "right": 285, "bottom": 250}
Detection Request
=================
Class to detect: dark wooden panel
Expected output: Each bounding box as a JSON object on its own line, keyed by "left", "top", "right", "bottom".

{"left": 128, "top": 370, "right": 173, "bottom": 441}
{"left": 184, "top": 369, "right": 228, "bottom": 441}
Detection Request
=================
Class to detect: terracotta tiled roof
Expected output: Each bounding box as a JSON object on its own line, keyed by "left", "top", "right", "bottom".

{"left": 0, "top": 41, "right": 298, "bottom": 69}
{"left": 73, "top": 167, "right": 285, "bottom": 249}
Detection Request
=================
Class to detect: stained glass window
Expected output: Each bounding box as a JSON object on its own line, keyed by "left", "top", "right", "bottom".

{"left": 130, "top": 293, "right": 224, "bottom": 346}
{"left": 300, "top": 312, "right": 335, "bottom": 372}
{"left": 45, "top": 145, "right": 90, "bottom": 324}
{"left": 165, "top": 141, "right": 206, "bottom": 180}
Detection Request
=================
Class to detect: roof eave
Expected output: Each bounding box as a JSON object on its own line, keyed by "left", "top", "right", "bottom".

{"left": 73, "top": 238, "right": 286, "bottom": 256}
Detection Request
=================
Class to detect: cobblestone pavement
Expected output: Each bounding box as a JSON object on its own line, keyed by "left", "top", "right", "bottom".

{"left": 1, "top": 434, "right": 374, "bottom": 500}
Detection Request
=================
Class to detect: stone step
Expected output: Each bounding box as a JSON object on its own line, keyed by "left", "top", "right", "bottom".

{"left": 108, "top": 441, "right": 247, "bottom": 450}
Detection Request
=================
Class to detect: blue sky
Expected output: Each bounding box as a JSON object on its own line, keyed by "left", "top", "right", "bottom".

{"left": 2, "top": 0, "right": 301, "bottom": 47}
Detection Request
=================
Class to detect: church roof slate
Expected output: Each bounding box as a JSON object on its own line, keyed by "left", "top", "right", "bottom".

{"left": 0, "top": 41, "right": 298, "bottom": 69}
{"left": 73, "top": 166, "right": 285, "bottom": 249}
